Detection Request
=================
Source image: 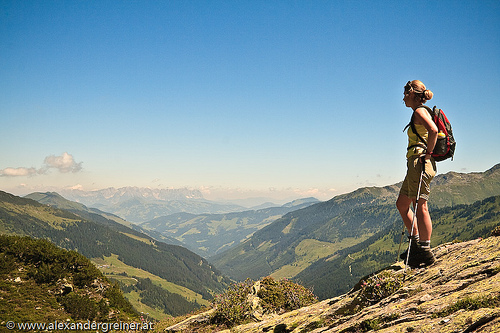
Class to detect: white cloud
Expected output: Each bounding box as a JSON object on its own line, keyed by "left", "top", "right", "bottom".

{"left": 43, "top": 152, "right": 83, "bottom": 173}
{"left": 0, "top": 167, "right": 38, "bottom": 177}
{"left": 0, "top": 152, "right": 82, "bottom": 177}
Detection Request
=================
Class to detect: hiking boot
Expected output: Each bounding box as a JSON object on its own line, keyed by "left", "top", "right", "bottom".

{"left": 400, "top": 241, "right": 420, "bottom": 261}
{"left": 405, "top": 245, "right": 435, "bottom": 268}
{"left": 400, "top": 236, "right": 420, "bottom": 260}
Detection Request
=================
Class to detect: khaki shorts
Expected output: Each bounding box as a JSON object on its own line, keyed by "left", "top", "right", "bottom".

{"left": 399, "top": 155, "right": 437, "bottom": 201}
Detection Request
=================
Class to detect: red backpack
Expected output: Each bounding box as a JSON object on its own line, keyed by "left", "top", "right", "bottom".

{"left": 405, "top": 105, "right": 456, "bottom": 162}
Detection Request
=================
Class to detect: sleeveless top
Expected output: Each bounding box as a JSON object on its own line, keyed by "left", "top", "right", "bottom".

{"left": 407, "top": 123, "right": 428, "bottom": 158}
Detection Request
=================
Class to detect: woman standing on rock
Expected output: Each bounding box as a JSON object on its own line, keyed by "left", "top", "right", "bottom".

{"left": 396, "top": 80, "right": 438, "bottom": 268}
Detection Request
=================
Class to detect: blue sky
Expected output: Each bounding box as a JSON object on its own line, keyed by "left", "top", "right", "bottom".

{"left": 1, "top": 0, "right": 499, "bottom": 202}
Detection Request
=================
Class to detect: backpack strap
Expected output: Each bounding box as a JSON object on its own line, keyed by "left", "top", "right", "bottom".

{"left": 420, "top": 105, "right": 435, "bottom": 116}
{"left": 403, "top": 105, "right": 433, "bottom": 132}
{"left": 404, "top": 105, "right": 433, "bottom": 151}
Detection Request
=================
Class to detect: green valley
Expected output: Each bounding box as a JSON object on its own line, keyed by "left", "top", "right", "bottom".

{"left": 139, "top": 198, "right": 319, "bottom": 257}
{"left": 0, "top": 191, "right": 230, "bottom": 320}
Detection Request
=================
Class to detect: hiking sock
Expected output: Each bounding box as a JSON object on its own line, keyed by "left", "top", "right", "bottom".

{"left": 418, "top": 240, "right": 431, "bottom": 248}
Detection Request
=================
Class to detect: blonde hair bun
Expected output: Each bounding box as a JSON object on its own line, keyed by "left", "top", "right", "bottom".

{"left": 409, "top": 80, "right": 433, "bottom": 103}
{"left": 423, "top": 89, "right": 433, "bottom": 101}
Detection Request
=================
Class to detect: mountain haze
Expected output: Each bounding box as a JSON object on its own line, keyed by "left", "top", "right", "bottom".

{"left": 58, "top": 187, "right": 248, "bottom": 223}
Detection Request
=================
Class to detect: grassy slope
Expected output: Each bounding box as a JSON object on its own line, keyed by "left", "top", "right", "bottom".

{"left": 92, "top": 255, "right": 208, "bottom": 321}
{"left": 93, "top": 254, "right": 207, "bottom": 305}
{"left": 0, "top": 235, "right": 138, "bottom": 323}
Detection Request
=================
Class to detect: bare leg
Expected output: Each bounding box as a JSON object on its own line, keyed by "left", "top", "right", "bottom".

{"left": 416, "top": 199, "right": 432, "bottom": 241}
{"left": 396, "top": 193, "right": 418, "bottom": 236}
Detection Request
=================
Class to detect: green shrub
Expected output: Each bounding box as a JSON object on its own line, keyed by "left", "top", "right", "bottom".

{"left": 0, "top": 253, "right": 15, "bottom": 275}
{"left": 359, "top": 318, "right": 381, "bottom": 331}
{"left": 105, "top": 282, "right": 139, "bottom": 317}
{"left": 28, "top": 262, "right": 64, "bottom": 284}
{"left": 58, "top": 292, "right": 108, "bottom": 321}
{"left": 258, "top": 276, "right": 318, "bottom": 313}
{"left": 355, "top": 271, "right": 403, "bottom": 308}
{"left": 210, "top": 278, "right": 254, "bottom": 327}
{"left": 209, "top": 277, "right": 318, "bottom": 328}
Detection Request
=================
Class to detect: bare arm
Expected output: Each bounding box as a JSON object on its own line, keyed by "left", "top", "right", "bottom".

{"left": 414, "top": 107, "right": 438, "bottom": 158}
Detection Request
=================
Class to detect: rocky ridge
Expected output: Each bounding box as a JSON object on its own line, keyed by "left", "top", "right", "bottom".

{"left": 164, "top": 235, "right": 500, "bottom": 332}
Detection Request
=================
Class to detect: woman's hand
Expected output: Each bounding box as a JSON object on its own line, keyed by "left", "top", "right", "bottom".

{"left": 420, "top": 152, "right": 432, "bottom": 164}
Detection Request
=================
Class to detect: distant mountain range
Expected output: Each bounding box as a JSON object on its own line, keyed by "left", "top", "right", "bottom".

{"left": 57, "top": 187, "right": 252, "bottom": 222}
{"left": 210, "top": 163, "right": 500, "bottom": 299}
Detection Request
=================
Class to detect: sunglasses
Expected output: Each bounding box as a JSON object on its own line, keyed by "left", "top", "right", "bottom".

{"left": 404, "top": 81, "right": 413, "bottom": 95}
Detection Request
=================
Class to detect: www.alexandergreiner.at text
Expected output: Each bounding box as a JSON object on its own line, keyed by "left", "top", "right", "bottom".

{"left": 5, "top": 320, "right": 154, "bottom": 332}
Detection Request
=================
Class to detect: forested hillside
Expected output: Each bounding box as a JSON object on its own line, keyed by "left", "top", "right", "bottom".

{"left": 296, "top": 195, "right": 500, "bottom": 299}
{"left": 0, "top": 191, "right": 230, "bottom": 318}
{"left": 24, "top": 191, "right": 184, "bottom": 247}
{"left": 0, "top": 234, "right": 137, "bottom": 324}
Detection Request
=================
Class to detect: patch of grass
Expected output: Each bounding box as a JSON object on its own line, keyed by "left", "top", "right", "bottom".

{"left": 355, "top": 271, "right": 403, "bottom": 308}
{"left": 434, "top": 294, "right": 500, "bottom": 317}
{"left": 359, "top": 318, "right": 381, "bottom": 331}
{"left": 123, "top": 290, "right": 167, "bottom": 320}
{"left": 341, "top": 313, "right": 400, "bottom": 333}
{"left": 299, "top": 319, "right": 325, "bottom": 332}
{"left": 119, "top": 232, "right": 156, "bottom": 245}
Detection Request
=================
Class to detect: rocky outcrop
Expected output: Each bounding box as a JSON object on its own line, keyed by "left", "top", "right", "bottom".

{"left": 164, "top": 235, "right": 500, "bottom": 332}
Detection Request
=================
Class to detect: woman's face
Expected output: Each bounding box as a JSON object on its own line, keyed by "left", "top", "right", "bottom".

{"left": 403, "top": 82, "right": 413, "bottom": 107}
{"left": 403, "top": 90, "right": 413, "bottom": 107}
